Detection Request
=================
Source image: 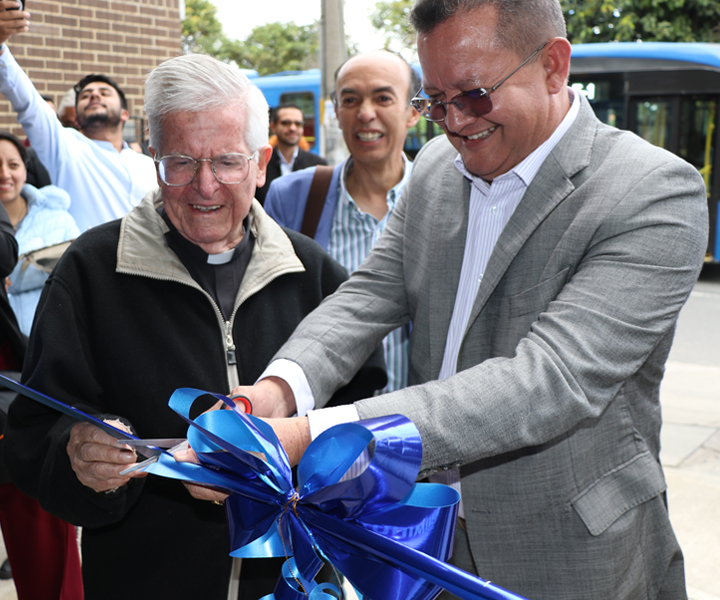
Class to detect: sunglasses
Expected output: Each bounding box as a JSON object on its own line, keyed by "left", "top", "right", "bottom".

{"left": 411, "top": 41, "right": 549, "bottom": 123}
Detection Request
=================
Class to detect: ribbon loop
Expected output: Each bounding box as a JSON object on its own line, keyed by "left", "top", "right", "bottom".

{"left": 143, "top": 388, "right": 532, "bottom": 600}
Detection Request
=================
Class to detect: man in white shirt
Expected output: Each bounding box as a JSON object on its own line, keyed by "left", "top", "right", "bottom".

{"left": 183, "top": 0, "right": 707, "bottom": 598}
{"left": 0, "top": 4, "right": 157, "bottom": 230}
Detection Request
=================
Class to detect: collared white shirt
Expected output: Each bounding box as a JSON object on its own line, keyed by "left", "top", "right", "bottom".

{"left": 0, "top": 46, "right": 158, "bottom": 231}
{"left": 278, "top": 146, "right": 300, "bottom": 176}
{"left": 432, "top": 89, "right": 579, "bottom": 514}
{"left": 269, "top": 90, "right": 581, "bottom": 452}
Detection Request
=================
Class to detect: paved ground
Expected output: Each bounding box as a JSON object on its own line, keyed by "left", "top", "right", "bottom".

{"left": 661, "top": 264, "right": 720, "bottom": 600}
{"left": 0, "top": 267, "right": 718, "bottom": 600}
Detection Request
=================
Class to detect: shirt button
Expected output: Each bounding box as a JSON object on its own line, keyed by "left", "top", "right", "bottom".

{"left": 491, "top": 205, "right": 498, "bottom": 213}
{"left": 478, "top": 273, "right": 484, "bottom": 283}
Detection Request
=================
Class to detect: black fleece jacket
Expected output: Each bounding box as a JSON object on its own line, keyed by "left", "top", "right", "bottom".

{"left": 4, "top": 205, "right": 386, "bottom": 600}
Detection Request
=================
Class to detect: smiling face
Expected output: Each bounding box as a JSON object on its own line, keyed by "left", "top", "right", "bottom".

{"left": 0, "top": 140, "right": 27, "bottom": 205}
{"left": 271, "top": 107, "right": 304, "bottom": 148}
{"left": 152, "top": 105, "right": 271, "bottom": 254}
{"left": 76, "top": 82, "right": 128, "bottom": 129}
{"left": 418, "top": 5, "right": 569, "bottom": 181}
{"left": 334, "top": 51, "right": 420, "bottom": 169}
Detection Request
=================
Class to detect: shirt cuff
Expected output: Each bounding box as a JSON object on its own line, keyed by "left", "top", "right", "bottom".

{"left": 257, "top": 359, "right": 360, "bottom": 442}
{"left": 257, "top": 358, "right": 315, "bottom": 416}
{"left": 307, "top": 404, "right": 360, "bottom": 441}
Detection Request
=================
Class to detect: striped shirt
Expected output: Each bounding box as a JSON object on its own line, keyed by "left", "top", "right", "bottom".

{"left": 326, "top": 155, "right": 414, "bottom": 393}
{"left": 433, "top": 89, "right": 580, "bottom": 515}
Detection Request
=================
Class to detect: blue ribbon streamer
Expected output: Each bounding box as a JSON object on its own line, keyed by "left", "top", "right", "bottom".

{"left": 144, "top": 388, "right": 531, "bottom": 600}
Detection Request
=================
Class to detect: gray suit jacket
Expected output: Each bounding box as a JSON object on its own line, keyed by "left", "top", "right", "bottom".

{"left": 275, "top": 94, "right": 708, "bottom": 599}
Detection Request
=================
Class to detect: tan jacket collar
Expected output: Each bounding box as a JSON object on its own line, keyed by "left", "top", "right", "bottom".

{"left": 116, "top": 189, "right": 306, "bottom": 305}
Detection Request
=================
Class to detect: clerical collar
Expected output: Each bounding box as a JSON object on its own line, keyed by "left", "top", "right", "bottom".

{"left": 159, "top": 208, "right": 251, "bottom": 262}
{"left": 207, "top": 249, "right": 235, "bottom": 264}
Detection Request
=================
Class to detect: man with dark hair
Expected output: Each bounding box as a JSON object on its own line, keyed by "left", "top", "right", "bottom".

{"left": 265, "top": 49, "right": 420, "bottom": 393}
{"left": 199, "top": 0, "right": 708, "bottom": 598}
{"left": 254, "top": 102, "right": 327, "bottom": 204}
{"left": 0, "top": 5, "right": 157, "bottom": 230}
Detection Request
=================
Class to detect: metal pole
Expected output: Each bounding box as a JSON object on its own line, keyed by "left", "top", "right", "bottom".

{"left": 320, "top": 0, "right": 348, "bottom": 161}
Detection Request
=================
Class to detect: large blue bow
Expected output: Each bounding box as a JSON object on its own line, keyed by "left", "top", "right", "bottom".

{"left": 145, "top": 388, "right": 530, "bottom": 600}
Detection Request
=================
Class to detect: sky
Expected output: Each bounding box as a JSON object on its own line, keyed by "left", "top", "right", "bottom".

{"left": 209, "top": 0, "right": 389, "bottom": 53}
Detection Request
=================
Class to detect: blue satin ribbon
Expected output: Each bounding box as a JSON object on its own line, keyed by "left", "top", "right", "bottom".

{"left": 145, "top": 388, "right": 531, "bottom": 600}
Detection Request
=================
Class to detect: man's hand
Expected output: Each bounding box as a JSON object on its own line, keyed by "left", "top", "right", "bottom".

{"left": 265, "top": 416, "right": 311, "bottom": 467}
{"left": 66, "top": 422, "right": 145, "bottom": 493}
{"left": 175, "top": 415, "right": 311, "bottom": 505}
{"left": 174, "top": 446, "right": 230, "bottom": 504}
{"left": 0, "top": 1, "right": 30, "bottom": 48}
{"left": 228, "top": 376, "right": 296, "bottom": 418}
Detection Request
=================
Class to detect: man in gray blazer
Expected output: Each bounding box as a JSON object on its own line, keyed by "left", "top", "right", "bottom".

{"left": 185, "top": 0, "right": 708, "bottom": 598}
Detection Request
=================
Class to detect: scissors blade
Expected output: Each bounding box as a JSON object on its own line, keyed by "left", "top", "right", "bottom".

{"left": 116, "top": 438, "right": 187, "bottom": 459}
{"left": 119, "top": 440, "right": 189, "bottom": 475}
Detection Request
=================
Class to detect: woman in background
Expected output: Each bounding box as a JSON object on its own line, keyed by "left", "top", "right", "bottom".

{"left": 0, "top": 131, "right": 83, "bottom": 599}
{"left": 0, "top": 131, "right": 78, "bottom": 335}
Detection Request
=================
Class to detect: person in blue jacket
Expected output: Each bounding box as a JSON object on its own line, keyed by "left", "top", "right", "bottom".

{"left": 0, "top": 131, "right": 79, "bottom": 335}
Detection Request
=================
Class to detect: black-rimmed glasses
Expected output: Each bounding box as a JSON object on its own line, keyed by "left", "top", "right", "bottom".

{"left": 411, "top": 41, "right": 549, "bottom": 122}
{"left": 155, "top": 151, "right": 259, "bottom": 186}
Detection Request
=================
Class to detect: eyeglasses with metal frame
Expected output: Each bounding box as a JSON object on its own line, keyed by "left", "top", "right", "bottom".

{"left": 155, "top": 151, "right": 259, "bottom": 187}
{"left": 410, "top": 41, "right": 549, "bottom": 123}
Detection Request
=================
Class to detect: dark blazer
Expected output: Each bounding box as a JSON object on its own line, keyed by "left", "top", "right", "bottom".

{"left": 255, "top": 146, "right": 327, "bottom": 204}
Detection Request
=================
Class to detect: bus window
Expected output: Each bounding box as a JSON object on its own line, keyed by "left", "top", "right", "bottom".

{"left": 679, "top": 96, "right": 716, "bottom": 198}
{"left": 632, "top": 98, "right": 673, "bottom": 150}
{"left": 568, "top": 73, "right": 625, "bottom": 128}
{"left": 279, "top": 92, "right": 316, "bottom": 149}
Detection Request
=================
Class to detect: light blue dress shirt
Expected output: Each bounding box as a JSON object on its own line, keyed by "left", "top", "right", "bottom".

{"left": 326, "top": 156, "right": 413, "bottom": 393}
{"left": 0, "top": 46, "right": 158, "bottom": 231}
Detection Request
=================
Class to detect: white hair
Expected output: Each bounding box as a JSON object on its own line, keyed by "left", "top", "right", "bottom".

{"left": 144, "top": 54, "right": 269, "bottom": 154}
{"left": 57, "top": 88, "right": 76, "bottom": 113}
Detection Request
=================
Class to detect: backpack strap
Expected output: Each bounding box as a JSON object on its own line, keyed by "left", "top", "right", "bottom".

{"left": 300, "top": 165, "right": 334, "bottom": 239}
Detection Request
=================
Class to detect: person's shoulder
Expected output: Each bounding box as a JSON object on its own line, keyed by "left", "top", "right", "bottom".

{"left": 120, "top": 146, "right": 154, "bottom": 164}
{"left": 270, "top": 164, "right": 318, "bottom": 194}
{"left": 298, "top": 149, "right": 328, "bottom": 167}
{"left": 281, "top": 226, "right": 325, "bottom": 255}
{"left": 412, "top": 135, "right": 457, "bottom": 168}
{"left": 588, "top": 117, "right": 699, "bottom": 180}
{"left": 28, "top": 185, "right": 72, "bottom": 212}
{"left": 282, "top": 226, "right": 345, "bottom": 273}
{"left": 66, "top": 220, "right": 121, "bottom": 254}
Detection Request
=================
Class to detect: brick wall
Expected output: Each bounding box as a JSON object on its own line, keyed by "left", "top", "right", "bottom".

{"left": 0, "top": 0, "right": 182, "bottom": 142}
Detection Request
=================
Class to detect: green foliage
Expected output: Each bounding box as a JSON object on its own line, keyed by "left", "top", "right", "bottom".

{"left": 370, "top": 0, "right": 416, "bottom": 53}
{"left": 181, "top": 1, "right": 322, "bottom": 76}
{"left": 226, "top": 21, "right": 320, "bottom": 76}
{"left": 181, "top": 0, "right": 226, "bottom": 55}
{"left": 562, "top": 0, "right": 720, "bottom": 43}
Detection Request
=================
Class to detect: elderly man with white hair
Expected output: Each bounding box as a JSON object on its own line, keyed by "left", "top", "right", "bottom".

{"left": 3, "top": 54, "right": 385, "bottom": 600}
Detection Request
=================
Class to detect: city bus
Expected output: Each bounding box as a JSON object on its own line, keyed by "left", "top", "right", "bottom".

{"left": 568, "top": 42, "right": 719, "bottom": 262}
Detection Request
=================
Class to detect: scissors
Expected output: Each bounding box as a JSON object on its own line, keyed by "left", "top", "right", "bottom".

{"left": 118, "top": 438, "right": 189, "bottom": 475}
{"left": 118, "top": 395, "right": 252, "bottom": 475}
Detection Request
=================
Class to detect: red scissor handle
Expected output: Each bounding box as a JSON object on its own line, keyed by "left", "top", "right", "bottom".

{"left": 229, "top": 394, "right": 253, "bottom": 415}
